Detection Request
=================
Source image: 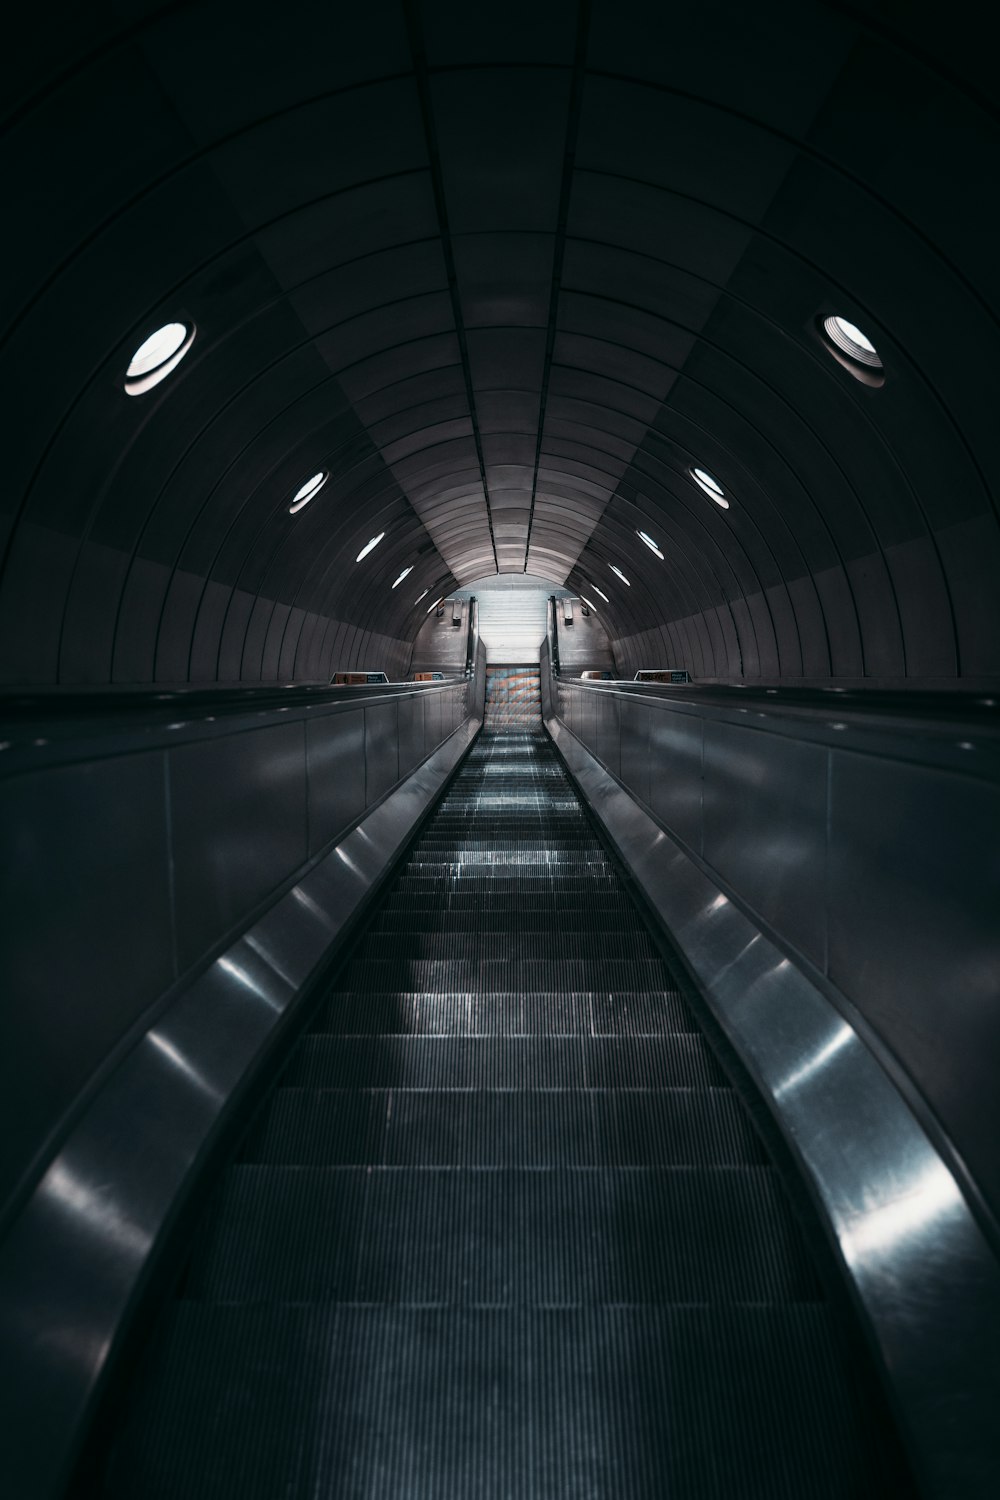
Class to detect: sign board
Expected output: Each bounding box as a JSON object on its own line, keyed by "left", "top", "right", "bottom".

{"left": 634, "top": 668, "right": 690, "bottom": 684}
{"left": 332, "top": 671, "right": 389, "bottom": 685}
{"left": 413, "top": 672, "right": 446, "bottom": 681}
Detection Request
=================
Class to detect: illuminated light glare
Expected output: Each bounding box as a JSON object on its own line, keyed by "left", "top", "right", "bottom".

{"left": 841, "top": 1159, "right": 963, "bottom": 1263}
{"left": 216, "top": 955, "right": 281, "bottom": 1011}
{"left": 355, "top": 531, "right": 385, "bottom": 563}
{"left": 124, "top": 321, "right": 194, "bottom": 395}
{"left": 43, "top": 1161, "right": 152, "bottom": 1257}
{"left": 691, "top": 466, "right": 730, "bottom": 509}
{"left": 147, "top": 1030, "right": 220, "bottom": 1101}
{"left": 609, "top": 565, "right": 631, "bottom": 586}
{"left": 775, "top": 1022, "right": 853, "bottom": 1101}
{"left": 637, "top": 529, "right": 664, "bottom": 559}
{"left": 391, "top": 566, "right": 413, "bottom": 589}
{"left": 580, "top": 595, "right": 597, "bottom": 611}
{"left": 427, "top": 596, "right": 444, "bottom": 613}
{"left": 414, "top": 589, "right": 429, "bottom": 605}
{"left": 289, "top": 472, "right": 328, "bottom": 513}
{"left": 592, "top": 585, "right": 609, "bottom": 603}
{"left": 823, "top": 315, "right": 882, "bottom": 368}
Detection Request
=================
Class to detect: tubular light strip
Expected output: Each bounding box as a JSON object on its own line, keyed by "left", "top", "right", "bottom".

{"left": 356, "top": 532, "right": 385, "bottom": 562}
{"left": 691, "top": 466, "right": 730, "bottom": 509}
{"left": 289, "top": 472, "right": 328, "bottom": 513}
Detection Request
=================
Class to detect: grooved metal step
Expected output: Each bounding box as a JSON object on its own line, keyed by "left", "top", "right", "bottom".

{"left": 309, "top": 989, "right": 693, "bottom": 1037}
{"left": 243, "top": 1088, "right": 769, "bottom": 1169}
{"left": 286, "top": 1033, "right": 727, "bottom": 1089}
{"left": 355, "top": 931, "right": 658, "bottom": 960}
{"left": 185, "top": 1164, "right": 822, "bottom": 1306}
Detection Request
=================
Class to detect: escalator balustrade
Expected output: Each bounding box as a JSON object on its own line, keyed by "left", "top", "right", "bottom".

{"left": 102, "top": 668, "right": 909, "bottom": 1497}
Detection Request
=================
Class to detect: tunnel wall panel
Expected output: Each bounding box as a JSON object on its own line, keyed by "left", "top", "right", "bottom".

{"left": 0, "top": 752, "right": 174, "bottom": 1219}
{"left": 0, "top": 679, "right": 476, "bottom": 1225}
{"left": 548, "top": 674, "right": 1000, "bottom": 1228}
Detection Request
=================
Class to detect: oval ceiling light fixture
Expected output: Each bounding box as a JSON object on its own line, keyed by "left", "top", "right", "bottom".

{"left": 426, "top": 595, "right": 444, "bottom": 613}
{"left": 691, "top": 466, "right": 730, "bottom": 509}
{"left": 355, "top": 531, "right": 385, "bottom": 562}
{"left": 391, "top": 566, "right": 413, "bottom": 589}
{"left": 124, "top": 321, "right": 195, "bottom": 396}
{"left": 637, "top": 529, "right": 664, "bottom": 559}
{"left": 288, "top": 471, "right": 328, "bottom": 513}
{"left": 414, "top": 589, "right": 429, "bottom": 605}
{"left": 592, "top": 584, "right": 610, "bottom": 603}
{"left": 609, "top": 564, "right": 631, "bottom": 586}
{"left": 819, "top": 314, "right": 885, "bottom": 386}
{"left": 580, "top": 595, "right": 598, "bottom": 611}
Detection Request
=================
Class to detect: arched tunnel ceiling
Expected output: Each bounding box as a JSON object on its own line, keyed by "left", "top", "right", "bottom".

{"left": 2, "top": 1, "right": 999, "bottom": 684}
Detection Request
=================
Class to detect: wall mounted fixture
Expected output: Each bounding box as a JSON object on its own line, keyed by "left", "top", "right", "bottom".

{"left": 356, "top": 532, "right": 385, "bottom": 562}
{"left": 691, "top": 467, "right": 730, "bottom": 509}
{"left": 124, "top": 322, "right": 195, "bottom": 396}
{"left": 288, "top": 472, "right": 328, "bottom": 513}
{"left": 819, "top": 314, "right": 885, "bottom": 386}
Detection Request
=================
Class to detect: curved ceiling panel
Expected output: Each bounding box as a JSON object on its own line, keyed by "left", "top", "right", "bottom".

{"left": 1, "top": 0, "right": 998, "bottom": 685}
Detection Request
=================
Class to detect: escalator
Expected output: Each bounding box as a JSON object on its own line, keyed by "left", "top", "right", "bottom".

{"left": 100, "top": 668, "right": 912, "bottom": 1497}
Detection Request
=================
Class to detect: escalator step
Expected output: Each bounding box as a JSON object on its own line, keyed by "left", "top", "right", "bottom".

{"left": 339, "top": 958, "right": 674, "bottom": 992}
{"left": 381, "top": 891, "right": 639, "bottom": 914}
{"left": 310, "top": 988, "right": 692, "bottom": 1036}
{"left": 242, "top": 1087, "right": 768, "bottom": 1170}
{"left": 104, "top": 1301, "right": 888, "bottom": 1500}
{"left": 286, "top": 1034, "right": 727, "bottom": 1089}
{"left": 185, "top": 1164, "right": 821, "bottom": 1305}
{"left": 393, "top": 875, "right": 624, "bottom": 893}
{"left": 355, "top": 931, "right": 658, "bottom": 960}
{"left": 372, "top": 908, "right": 646, "bottom": 932}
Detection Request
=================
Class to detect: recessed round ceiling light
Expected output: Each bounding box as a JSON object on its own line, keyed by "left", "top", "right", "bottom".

{"left": 691, "top": 466, "right": 730, "bottom": 509}
{"left": 124, "top": 321, "right": 195, "bottom": 396}
{"left": 637, "top": 529, "right": 664, "bottom": 559}
{"left": 356, "top": 531, "right": 385, "bottom": 563}
{"left": 289, "top": 471, "right": 328, "bottom": 513}
{"left": 823, "top": 315, "right": 880, "bottom": 365}
{"left": 609, "top": 564, "right": 631, "bottom": 586}
{"left": 392, "top": 566, "right": 413, "bottom": 589}
{"left": 592, "top": 585, "right": 609, "bottom": 603}
{"left": 819, "top": 315, "right": 884, "bottom": 385}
